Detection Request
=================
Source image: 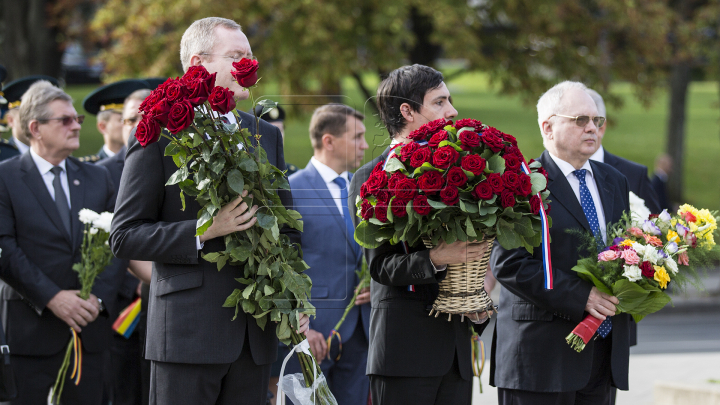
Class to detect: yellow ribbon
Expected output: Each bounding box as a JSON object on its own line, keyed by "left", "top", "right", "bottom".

{"left": 100, "top": 103, "right": 124, "bottom": 112}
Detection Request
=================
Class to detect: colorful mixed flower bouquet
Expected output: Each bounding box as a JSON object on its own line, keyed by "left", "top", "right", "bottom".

{"left": 134, "top": 62, "right": 335, "bottom": 403}
{"left": 354, "top": 118, "right": 551, "bottom": 251}
{"left": 566, "top": 204, "right": 720, "bottom": 352}
{"left": 52, "top": 209, "right": 114, "bottom": 404}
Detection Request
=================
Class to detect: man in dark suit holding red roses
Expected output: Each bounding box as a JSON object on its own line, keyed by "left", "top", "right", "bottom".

{"left": 489, "top": 81, "right": 631, "bottom": 405}
{"left": 110, "top": 17, "right": 308, "bottom": 405}
{"left": 348, "top": 64, "right": 492, "bottom": 405}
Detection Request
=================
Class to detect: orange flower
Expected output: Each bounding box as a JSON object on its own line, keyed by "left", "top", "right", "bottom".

{"left": 643, "top": 234, "right": 663, "bottom": 247}
{"left": 678, "top": 251, "right": 689, "bottom": 266}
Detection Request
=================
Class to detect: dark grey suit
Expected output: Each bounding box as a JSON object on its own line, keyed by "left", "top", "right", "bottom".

{"left": 109, "top": 111, "right": 299, "bottom": 404}
{"left": 0, "top": 152, "right": 125, "bottom": 404}
{"left": 490, "top": 151, "right": 631, "bottom": 404}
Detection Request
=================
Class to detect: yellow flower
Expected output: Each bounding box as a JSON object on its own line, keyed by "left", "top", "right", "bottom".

{"left": 619, "top": 239, "right": 634, "bottom": 247}
{"left": 653, "top": 266, "right": 671, "bottom": 289}
{"left": 666, "top": 230, "right": 680, "bottom": 243}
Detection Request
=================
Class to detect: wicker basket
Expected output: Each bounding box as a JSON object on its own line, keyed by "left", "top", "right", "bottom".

{"left": 422, "top": 236, "right": 496, "bottom": 321}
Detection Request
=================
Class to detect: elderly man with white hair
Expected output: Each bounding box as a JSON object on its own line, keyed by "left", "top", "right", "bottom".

{"left": 0, "top": 80, "right": 125, "bottom": 404}
{"left": 488, "top": 81, "right": 632, "bottom": 405}
{"left": 109, "top": 17, "right": 308, "bottom": 405}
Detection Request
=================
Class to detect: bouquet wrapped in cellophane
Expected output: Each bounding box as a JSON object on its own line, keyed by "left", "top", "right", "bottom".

{"left": 566, "top": 204, "right": 720, "bottom": 352}
{"left": 52, "top": 209, "right": 114, "bottom": 404}
{"left": 134, "top": 60, "right": 335, "bottom": 404}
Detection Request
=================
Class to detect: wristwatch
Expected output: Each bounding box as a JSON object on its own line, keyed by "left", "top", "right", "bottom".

{"left": 97, "top": 298, "right": 106, "bottom": 313}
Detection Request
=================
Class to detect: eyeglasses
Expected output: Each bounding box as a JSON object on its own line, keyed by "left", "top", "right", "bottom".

{"left": 38, "top": 115, "right": 85, "bottom": 126}
{"left": 549, "top": 114, "right": 605, "bottom": 128}
{"left": 199, "top": 53, "right": 256, "bottom": 63}
{"left": 123, "top": 117, "right": 141, "bottom": 126}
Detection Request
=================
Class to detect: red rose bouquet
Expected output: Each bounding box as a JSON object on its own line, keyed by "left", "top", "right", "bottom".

{"left": 565, "top": 205, "right": 720, "bottom": 352}
{"left": 354, "top": 118, "right": 552, "bottom": 315}
{"left": 135, "top": 62, "right": 335, "bottom": 403}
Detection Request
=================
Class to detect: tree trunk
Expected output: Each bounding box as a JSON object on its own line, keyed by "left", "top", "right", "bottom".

{"left": 665, "top": 60, "right": 691, "bottom": 205}
{"left": 0, "top": 0, "right": 63, "bottom": 80}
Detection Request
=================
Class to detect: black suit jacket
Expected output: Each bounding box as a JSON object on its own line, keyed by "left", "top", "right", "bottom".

{"left": 489, "top": 150, "right": 631, "bottom": 392}
{"left": 602, "top": 150, "right": 660, "bottom": 214}
{"left": 0, "top": 152, "right": 125, "bottom": 355}
{"left": 98, "top": 146, "right": 139, "bottom": 313}
{"left": 651, "top": 174, "right": 670, "bottom": 211}
{"left": 110, "top": 110, "right": 300, "bottom": 365}
{"left": 349, "top": 147, "right": 488, "bottom": 380}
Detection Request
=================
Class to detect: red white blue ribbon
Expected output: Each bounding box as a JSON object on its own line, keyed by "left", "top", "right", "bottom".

{"left": 520, "top": 161, "right": 553, "bottom": 289}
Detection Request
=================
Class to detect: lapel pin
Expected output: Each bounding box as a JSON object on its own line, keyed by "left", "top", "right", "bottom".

{"left": 73, "top": 179, "right": 80, "bottom": 186}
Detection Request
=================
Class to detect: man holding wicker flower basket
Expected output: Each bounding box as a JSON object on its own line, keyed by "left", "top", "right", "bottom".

{"left": 349, "top": 65, "right": 552, "bottom": 405}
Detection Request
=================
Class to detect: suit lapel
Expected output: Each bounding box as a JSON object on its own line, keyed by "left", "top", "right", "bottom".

{"left": 305, "top": 161, "right": 355, "bottom": 250}
{"left": 539, "top": 151, "right": 592, "bottom": 233}
{"left": 66, "top": 159, "right": 85, "bottom": 250}
{"left": 590, "top": 160, "right": 615, "bottom": 225}
{"left": 19, "top": 153, "right": 72, "bottom": 245}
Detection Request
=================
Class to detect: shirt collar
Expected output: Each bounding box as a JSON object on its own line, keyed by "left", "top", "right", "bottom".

{"left": 589, "top": 145, "right": 604, "bottom": 163}
{"left": 310, "top": 156, "right": 349, "bottom": 184}
{"left": 13, "top": 136, "right": 29, "bottom": 155}
{"left": 548, "top": 151, "right": 594, "bottom": 179}
{"left": 102, "top": 145, "right": 116, "bottom": 158}
{"left": 30, "top": 147, "right": 66, "bottom": 175}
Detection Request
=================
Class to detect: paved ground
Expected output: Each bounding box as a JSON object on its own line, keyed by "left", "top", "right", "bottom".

{"left": 471, "top": 273, "right": 720, "bottom": 404}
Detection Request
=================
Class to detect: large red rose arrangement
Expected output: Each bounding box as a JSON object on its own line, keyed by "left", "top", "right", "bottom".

{"left": 133, "top": 62, "right": 333, "bottom": 399}
{"left": 355, "top": 118, "right": 551, "bottom": 250}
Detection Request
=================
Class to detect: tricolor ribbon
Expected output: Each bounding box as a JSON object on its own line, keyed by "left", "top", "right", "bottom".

{"left": 520, "top": 161, "right": 553, "bottom": 289}
{"left": 325, "top": 329, "right": 343, "bottom": 361}
{"left": 69, "top": 328, "right": 82, "bottom": 385}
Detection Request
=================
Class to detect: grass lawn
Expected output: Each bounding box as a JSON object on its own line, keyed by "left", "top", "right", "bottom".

{"left": 55, "top": 72, "right": 720, "bottom": 210}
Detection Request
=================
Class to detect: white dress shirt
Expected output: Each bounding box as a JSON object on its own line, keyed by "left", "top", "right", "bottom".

{"left": 14, "top": 136, "right": 29, "bottom": 155}
{"left": 310, "top": 157, "right": 349, "bottom": 217}
{"left": 589, "top": 145, "right": 605, "bottom": 163}
{"left": 102, "top": 145, "right": 116, "bottom": 158}
{"left": 548, "top": 152, "right": 607, "bottom": 242}
{"left": 30, "top": 148, "right": 71, "bottom": 208}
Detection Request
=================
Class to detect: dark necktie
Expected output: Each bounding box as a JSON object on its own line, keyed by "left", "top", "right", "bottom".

{"left": 50, "top": 166, "right": 72, "bottom": 236}
{"left": 573, "top": 169, "right": 612, "bottom": 338}
{"left": 332, "top": 175, "right": 361, "bottom": 262}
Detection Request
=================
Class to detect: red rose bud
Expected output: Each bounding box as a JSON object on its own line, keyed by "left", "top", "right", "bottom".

{"left": 461, "top": 155, "right": 486, "bottom": 176}
{"left": 410, "top": 147, "right": 433, "bottom": 168}
{"left": 428, "top": 130, "right": 449, "bottom": 148}
{"left": 149, "top": 98, "right": 172, "bottom": 126}
{"left": 417, "top": 170, "right": 443, "bottom": 195}
{"left": 400, "top": 142, "right": 419, "bottom": 161}
{"left": 394, "top": 178, "right": 418, "bottom": 200}
{"left": 186, "top": 76, "right": 214, "bottom": 106}
{"left": 375, "top": 203, "right": 389, "bottom": 222}
{"left": 455, "top": 118, "right": 483, "bottom": 132}
{"left": 182, "top": 65, "right": 211, "bottom": 84}
{"left": 446, "top": 166, "right": 468, "bottom": 187}
{"left": 365, "top": 171, "right": 388, "bottom": 195}
{"left": 640, "top": 261, "right": 655, "bottom": 278}
{"left": 166, "top": 100, "right": 195, "bottom": 134}
{"left": 500, "top": 190, "right": 516, "bottom": 208}
{"left": 164, "top": 78, "right": 188, "bottom": 103}
{"left": 134, "top": 116, "right": 161, "bottom": 147}
{"left": 360, "top": 199, "right": 374, "bottom": 220}
{"left": 502, "top": 171, "right": 519, "bottom": 191}
{"left": 472, "top": 181, "right": 494, "bottom": 200}
{"left": 231, "top": 58, "right": 259, "bottom": 88}
{"left": 459, "top": 131, "right": 480, "bottom": 150}
{"left": 413, "top": 195, "right": 431, "bottom": 215}
{"left": 530, "top": 195, "right": 542, "bottom": 214}
{"left": 486, "top": 173, "right": 504, "bottom": 193}
{"left": 440, "top": 186, "right": 460, "bottom": 206}
{"left": 208, "top": 86, "right": 236, "bottom": 114}
{"left": 432, "top": 146, "right": 459, "bottom": 169}
{"left": 504, "top": 154, "right": 521, "bottom": 171}
{"left": 391, "top": 198, "right": 409, "bottom": 218}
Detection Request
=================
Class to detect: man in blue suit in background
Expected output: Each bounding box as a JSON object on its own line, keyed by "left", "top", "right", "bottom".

{"left": 287, "top": 104, "right": 370, "bottom": 405}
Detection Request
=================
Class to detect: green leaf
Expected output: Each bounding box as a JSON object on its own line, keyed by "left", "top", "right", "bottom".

{"left": 570, "top": 261, "right": 613, "bottom": 295}
{"left": 478, "top": 204, "right": 499, "bottom": 216}
{"left": 257, "top": 211, "right": 277, "bottom": 230}
{"left": 479, "top": 214, "right": 497, "bottom": 227}
{"left": 257, "top": 99, "right": 278, "bottom": 118}
{"left": 179, "top": 190, "right": 186, "bottom": 211}
{"left": 281, "top": 269, "right": 307, "bottom": 295}
{"left": 254, "top": 313, "right": 268, "bottom": 330}
{"left": 166, "top": 166, "right": 188, "bottom": 186}
{"left": 487, "top": 155, "right": 506, "bottom": 175}
{"left": 514, "top": 216, "right": 535, "bottom": 237}
{"left": 164, "top": 142, "right": 180, "bottom": 156}
{"left": 354, "top": 221, "right": 383, "bottom": 248}
{"left": 241, "top": 300, "right": 256, "bottom": 314}
{"left": 222, "top": 289, "right": 241, "bottom": 308}
{"left": 196, "top": 209, "right": 213, "bottom": 236}
{"left": 530, "top": 173, "right": 547, "bottom": 195}
{"left": 384, "top": 157, "right": 406, "bottom": 173}
{"left": 427, "top": 199, "right": 448, "bottom": 210}
{"left": 465, "top": 216, "right": 477, "bottom": 238}
{"left": 264, "top": 285, "right": 276, "bottom": 295}
{"left": 459, "top": 199, "right": 479, "bottom": 214}
{"left": 277, "top": 315, "right": 291, "bottom": 340}
{"left": 238, "top": 158, "right": 259, "bottom": 172}
{"left": 612, "top": 279, "right": 670, "bottom": 315}
{"left": 496, "top": 218, "right": 522, "bottom": 250}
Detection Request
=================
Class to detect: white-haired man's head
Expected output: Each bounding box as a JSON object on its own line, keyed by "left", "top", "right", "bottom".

{"left": 180, "top": 17, "right": 251, "bottom": 100}
{"left": 537, "top": 81, "right": 602, "bottom": 169}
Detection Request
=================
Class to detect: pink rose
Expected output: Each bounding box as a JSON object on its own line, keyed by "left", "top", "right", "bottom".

{"left": 620, "top": 249, "right": 640, "bottom": 265}
{"left": 629, "top": 227, "right": 644, "bottom": 237}
{"left": 598, "top": 250, "right": 620, "bottom": 262}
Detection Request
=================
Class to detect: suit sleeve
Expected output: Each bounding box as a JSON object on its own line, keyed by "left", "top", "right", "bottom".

{"left": 109, "top": 138, "right": 198, "bottom": 264}
{"left": 638, "top": 169, "right": 661, "bottom": 214}
{"left": 0, "top": 174, "right": 61, "bottom": 311}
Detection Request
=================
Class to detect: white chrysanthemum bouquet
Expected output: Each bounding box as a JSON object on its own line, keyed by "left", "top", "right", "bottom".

{"left": 52, "top": 209, "right": 114, "bottom": 403}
